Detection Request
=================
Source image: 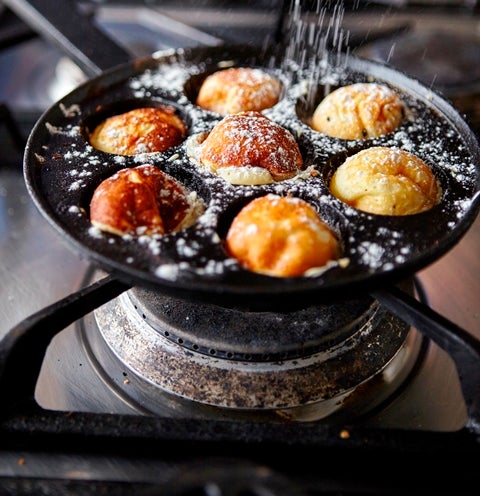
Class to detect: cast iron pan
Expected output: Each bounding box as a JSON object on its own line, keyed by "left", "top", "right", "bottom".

{"left": 24, "top": 44, "right": 480, "bottom": 309}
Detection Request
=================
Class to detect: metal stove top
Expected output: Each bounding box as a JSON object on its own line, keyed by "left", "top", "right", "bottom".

{"left": 1, "top": 1, "right": 480, "bottom": 494}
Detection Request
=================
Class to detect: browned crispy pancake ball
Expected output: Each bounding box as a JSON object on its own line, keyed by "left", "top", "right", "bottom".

{"left": 89, "top": 106, "right": 186, "bottom": 155}
{"left": 330, "top": 147, "right": 442, "bottom": 215}
{"left": 226, "top": 194, "right": 339, "bottom": 278}
{"left": 311, "top": 83, "right": 404, "bottom": 140}
{"left": 196, "top": 67, "right": 282, "bottom": 115}
{"left": 198, "top": 111, "right": 303, "bottom": 185}
{"left": 90, "top": 164, "right": 204, "bottom": 236}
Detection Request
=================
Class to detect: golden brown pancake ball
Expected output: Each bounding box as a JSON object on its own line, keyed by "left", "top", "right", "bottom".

{"left": 198, "top": 111, "right": 303, "bottom": 185}
{"left": 196, "top": 67, "right": 282, "bottom": 115}
{"left": 330, "top": 146, "right": 441, "bottom": 215}
{"left": 89, "top": 106, "right": 186, "bottom": 155}
{"left": 226, "top": 194, "right": 339, "bottom": 277}
{"left": 311, "top": 83, "right": 404, "bottom": 140}
{"left": 90, "top": 164, "right": 204, "bottom": 236}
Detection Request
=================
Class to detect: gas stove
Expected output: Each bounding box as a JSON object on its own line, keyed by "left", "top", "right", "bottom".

{"left": 1, "top": 1, "right": 480, "bottom": 494}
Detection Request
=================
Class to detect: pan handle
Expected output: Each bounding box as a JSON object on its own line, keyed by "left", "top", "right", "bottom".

{"left": 371, "top": 283, "right": 480, "bottom": 433}
{"left": 3, "top": 0, "right": 133, "bottom": 76}
{"left": 0, "top": 274, "right": 131, "bottom": 407}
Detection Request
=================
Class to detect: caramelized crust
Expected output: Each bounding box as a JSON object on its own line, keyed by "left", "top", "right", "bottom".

{"left": 196, "top": 67, "right": 282, "bottom": 114}
{"left": 330, "top": 147, "right": 441, "bottom": 215}
{"left": 226, "top": 194, "right": 339, "bottom": 278}
{"left": 89, "top": 106, "right": 186, "bottom": 155}
{"left": 311, "top": 83, "right": 404, "bottom": 140}
{"left": 199, "top": 111, "right": 303, "bottom": 183}
{"left": 90, "top": 164, "right": 201, "bottom": 236}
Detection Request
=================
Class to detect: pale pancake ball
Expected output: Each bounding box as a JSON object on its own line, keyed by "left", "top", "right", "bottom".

{"left": 330, "top": 147, "right": 442, "bottom": 215}
{"left": 311, "top": 83, "right": 404, "bottom": 140}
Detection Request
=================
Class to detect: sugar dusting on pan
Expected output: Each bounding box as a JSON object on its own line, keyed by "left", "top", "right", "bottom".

{"left": 29, "top": 42, "right": 479, "bottom": 295}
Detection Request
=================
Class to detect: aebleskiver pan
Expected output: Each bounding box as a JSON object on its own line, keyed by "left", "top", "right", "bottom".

{"left": 23, "top": 44, "right": 480, "bottom": 309}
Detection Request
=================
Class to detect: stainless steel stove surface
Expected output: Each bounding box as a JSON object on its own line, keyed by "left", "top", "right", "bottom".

{"left": 1, "top": 1, "right": 480, "bottom": 494}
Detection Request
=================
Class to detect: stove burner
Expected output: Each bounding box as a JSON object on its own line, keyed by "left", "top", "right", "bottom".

{"left": 79, "top": 279, "right": 425, "bottom": 421}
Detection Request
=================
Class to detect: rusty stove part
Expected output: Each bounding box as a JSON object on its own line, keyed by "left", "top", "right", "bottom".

{"left": 91, "top": 280, "right": 423, "bottom": 420}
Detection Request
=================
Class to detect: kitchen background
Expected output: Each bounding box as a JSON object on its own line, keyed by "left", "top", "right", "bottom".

{"left": 1, "top": 1, "right": 480, "bottom": 494}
